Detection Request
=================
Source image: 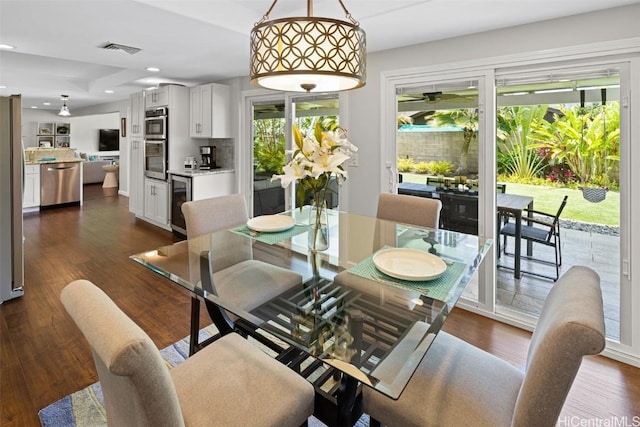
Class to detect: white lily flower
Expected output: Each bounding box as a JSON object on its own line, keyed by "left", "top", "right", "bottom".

{"left": 279, "top": 124, "right": 358, "bottom": 207}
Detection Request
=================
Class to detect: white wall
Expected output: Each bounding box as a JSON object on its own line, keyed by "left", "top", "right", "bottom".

{"left": 73, "top": 99, "right": 129, "bottom": 194}
{"left": 70, "top": 112, "right": 119, "bottom": 155}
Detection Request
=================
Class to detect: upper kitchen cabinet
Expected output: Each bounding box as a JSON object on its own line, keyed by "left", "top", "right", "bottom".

{"left": 145, "top": 86, "right": 169, "bottom": 109}
{"left": 190, "top": 83, "right": 231, "bottom": 138}
{"left": 130, "top": 92, "right": 144, "bottom": 137}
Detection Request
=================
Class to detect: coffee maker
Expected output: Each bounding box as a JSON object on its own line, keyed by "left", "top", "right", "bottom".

{"left": 200, "top": 146, "right": 216, "bottom": 170}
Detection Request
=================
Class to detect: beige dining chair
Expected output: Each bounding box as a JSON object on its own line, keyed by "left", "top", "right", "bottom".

{"left": 181, "top": 194, "right": 302, "bottom": 352}
{"left": 334, "top": 193, "right": 442, "bottom": 311}
{"left": 364, "top": 265, "right": 606, "bottom": 427}
{"left": 61, "top": 279, "right": 314, "bottom": 427}
{"left": 377, "top": 193, "right": 442, "bottom": 229}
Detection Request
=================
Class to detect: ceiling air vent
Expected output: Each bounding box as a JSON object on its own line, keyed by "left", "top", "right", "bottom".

{"left": 100, "top": 42, "right": 141, "bottom": 55}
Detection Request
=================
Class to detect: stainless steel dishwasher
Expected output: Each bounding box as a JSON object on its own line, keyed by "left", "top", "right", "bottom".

{"left": 40, "top": 162, "right": 81, "bottom": 207}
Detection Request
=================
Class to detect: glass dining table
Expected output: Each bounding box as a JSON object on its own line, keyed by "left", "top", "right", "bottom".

{"left": 131, "top": 206, "right": 492, "bottom": 426}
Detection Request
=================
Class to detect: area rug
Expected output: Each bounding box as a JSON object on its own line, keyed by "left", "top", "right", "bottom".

{"left": 38, "top": 325, "right": 369, "bottom": 427}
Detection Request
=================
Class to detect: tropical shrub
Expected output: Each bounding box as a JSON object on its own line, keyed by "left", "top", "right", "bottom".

{"left": 530, "top": 102, "right": 619, "bottom": 187}
{"left": 496, "top": 105, "right": 548, "bottom": 180}
{"left": 254, "top": 138, "right": 285, "bottom": 175}
{"left": 397, "top": 157, "right": 416, "bottom": 172}
{"left": 429, "top": 160, "right": 454, "bottom": 176}
{"left": 414, "top": 162, "right": 432, "bottom": 174}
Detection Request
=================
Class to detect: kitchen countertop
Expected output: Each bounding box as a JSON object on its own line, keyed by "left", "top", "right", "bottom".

{"left": 26, "top": 159, "right": 83, "bottom": 165}
{"left": 168, "top": 168, "right": 234, "bottom": 177}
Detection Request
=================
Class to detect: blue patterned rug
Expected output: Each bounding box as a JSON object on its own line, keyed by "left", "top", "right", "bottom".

{"left": 38, "top": 326, "right": 369, "bottom": 427}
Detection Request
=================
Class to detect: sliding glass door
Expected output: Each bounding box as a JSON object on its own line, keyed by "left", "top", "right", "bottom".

{"left": 248, "top": 93, "right": 341, "bottom": 215}
{"left": 394, "top": 76, "right": 489, "bottom": 307}
{"left": 495, "top": 63, "right": 628, "bottom": 342}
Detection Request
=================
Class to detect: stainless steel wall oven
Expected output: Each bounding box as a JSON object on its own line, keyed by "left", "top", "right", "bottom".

{"left": 144, "top": 107, "right": 168, "bottom": 180}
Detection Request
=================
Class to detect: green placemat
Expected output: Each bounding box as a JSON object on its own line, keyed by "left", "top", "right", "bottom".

{"left": 230, "top": 223, "right": 308, "bottom": 245}
{"left": 347, "top": 250, "right": 467, "bottom": 301}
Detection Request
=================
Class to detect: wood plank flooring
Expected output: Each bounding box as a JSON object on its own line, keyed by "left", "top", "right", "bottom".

{"left": 1, "top": 185, "right": 639, "bottom": 426}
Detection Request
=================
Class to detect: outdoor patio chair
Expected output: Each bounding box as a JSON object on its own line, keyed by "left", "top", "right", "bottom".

{"left": 364, "top": 265, "right": 605, "bottom": 427}
{"left": 499, "top": 195, "right": 568, "bottom": 281}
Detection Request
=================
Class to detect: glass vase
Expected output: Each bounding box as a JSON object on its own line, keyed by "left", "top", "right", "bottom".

{"left": 308, "top": 200, "right": 329, "bottom": 253}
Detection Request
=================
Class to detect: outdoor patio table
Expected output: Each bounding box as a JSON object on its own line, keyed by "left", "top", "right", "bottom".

{"left": 131, "top": 207, "right": 492, "bottom": 426}
{"left": 497, "top": 193, "right": 534, "bottom": 278}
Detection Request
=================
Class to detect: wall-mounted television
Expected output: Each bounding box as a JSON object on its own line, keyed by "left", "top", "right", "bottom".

{"left": 99, "top": 129, "right": 119, "bottom": 151}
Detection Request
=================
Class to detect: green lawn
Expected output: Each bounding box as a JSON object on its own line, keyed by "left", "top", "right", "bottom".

{"left": 401, "top": 173, "right": 619, "bottom": 226}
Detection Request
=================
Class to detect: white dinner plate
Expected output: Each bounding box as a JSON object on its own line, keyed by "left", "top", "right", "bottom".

{"left": 246, "top": 215, "right": 296, "bottom": 233}
{"left": 372, "top": 248, "right": 447, "bottom": 281}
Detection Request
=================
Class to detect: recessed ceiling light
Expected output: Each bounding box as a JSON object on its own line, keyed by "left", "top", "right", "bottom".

{"left": 146, "top": 67, "right": 160, "bottom": 72}
{"left": 43, "top": 102, "right": 51, "bottom": 106}
{"left": 30, "top": 106, "right": 38, "bottom": 109}
{"left": 0, "top": 85, "right": 6, "bottom": 89}
{"left": 105, "top": 90, "right": 114, "bottom": 94}
{"left": 0, "top": 44, "right": 15, "bottom": 50}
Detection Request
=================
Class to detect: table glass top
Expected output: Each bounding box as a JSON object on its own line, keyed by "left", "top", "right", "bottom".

{"left": 131, "top": 207, "right": 492, "bottom": 399}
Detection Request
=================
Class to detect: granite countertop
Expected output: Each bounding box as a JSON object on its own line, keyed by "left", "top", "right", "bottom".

{"left": 168, "top": 168, "right": 234, "bottom": 177}
{"left": 26, "top": 159, "right": 82, "bottom": 165}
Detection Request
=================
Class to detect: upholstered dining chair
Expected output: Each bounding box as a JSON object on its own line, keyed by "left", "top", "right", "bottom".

{"left": 334, "top": 193, "right": 442, "bottom": 309}
{"left": 377, "top": 193, "right": 442, "bottom": 229}
{"left": 181, "top": 194, "right": 302, "bottom": 348}
{"left": 364, "top": 265, "right": 606, "bottom": 427}
{"left": 61, "top": 279, "right": 315, "bottom": 427}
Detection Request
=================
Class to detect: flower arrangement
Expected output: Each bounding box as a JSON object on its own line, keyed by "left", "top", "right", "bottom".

{"left": 272, "top": 122, "right": 357, "bottom": 209}
{"left": 272, "top": 122, "right": 357, "bottom": 252}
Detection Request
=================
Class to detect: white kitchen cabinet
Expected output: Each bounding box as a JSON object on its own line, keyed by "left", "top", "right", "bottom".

{"left": 191, "top": 171, "right": 235, "bottom": 200}
{"left": 144, "top": 178, "right": 169, "bottom": 228}
{"left": 23, "top": 164, "right": 40, "bottom": 211}
{"left": 129, "top": 138, "right": 144, "bottom": 216}
{"left": 130, "top": 92, "right": 144, "bottom": 137}
{"left": 145, "top": 86, "right": 169, "bottom": 109}
{"left": 189, "top": 83, "right": 230, "bottom": 138}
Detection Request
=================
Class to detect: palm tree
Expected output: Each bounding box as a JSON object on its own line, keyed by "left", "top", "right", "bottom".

{"left": 427, "top": 108, "right": 478, "bottom": 174}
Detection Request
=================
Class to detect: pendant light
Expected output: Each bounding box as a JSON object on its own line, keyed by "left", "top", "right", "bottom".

{"left": 58, "top": 95, "right": 71, "bottom": 117}
{"left": 250, "top": 0, "right": 366, "bottom": 93}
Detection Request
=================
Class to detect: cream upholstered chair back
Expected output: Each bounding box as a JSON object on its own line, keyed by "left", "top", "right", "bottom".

{"left": 182, "top": 194, "right": 253, "bottom": 272}
{"left": 61, "top": 280, "right": 186, "bottom": 427}
{"left": 511, "top": 266, "right": 606, "bottom": 426}
{"left": 182, "top": 194, "right": 248, "bottom": 237}
{"left": 377, "top": 193, "right": 442, "bottom": 229}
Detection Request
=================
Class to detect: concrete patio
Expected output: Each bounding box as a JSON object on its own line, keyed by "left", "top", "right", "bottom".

{"left": 492, "top": 225, "right": 620, "bottom": 341}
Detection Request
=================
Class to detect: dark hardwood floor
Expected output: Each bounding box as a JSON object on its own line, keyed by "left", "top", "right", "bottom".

{"left": 1, "top": 185, "right": 639, "bottom": 426}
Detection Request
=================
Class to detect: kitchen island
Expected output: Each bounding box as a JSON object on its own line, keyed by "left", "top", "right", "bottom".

{"left": 24, "top": 148, "right": 83, "bottom": 211}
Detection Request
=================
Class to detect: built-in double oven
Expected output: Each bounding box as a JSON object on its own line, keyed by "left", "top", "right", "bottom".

{"left": 144, "top": 107, "right": 168, "bottom": 180}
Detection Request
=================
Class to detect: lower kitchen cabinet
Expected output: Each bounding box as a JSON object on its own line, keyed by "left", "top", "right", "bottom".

{"left": 23, "top": 164, "right": 40, "bottom": 211}
{"left": 129, "top": 138, "right": 144, "bottom": 216}
{"left": 144, "top": 178, "right": 169, "bottom": 229}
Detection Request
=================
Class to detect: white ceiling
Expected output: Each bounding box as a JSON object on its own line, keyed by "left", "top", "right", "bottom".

{"left": 1, "top": 0, "right": 639, "bottom": 111}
